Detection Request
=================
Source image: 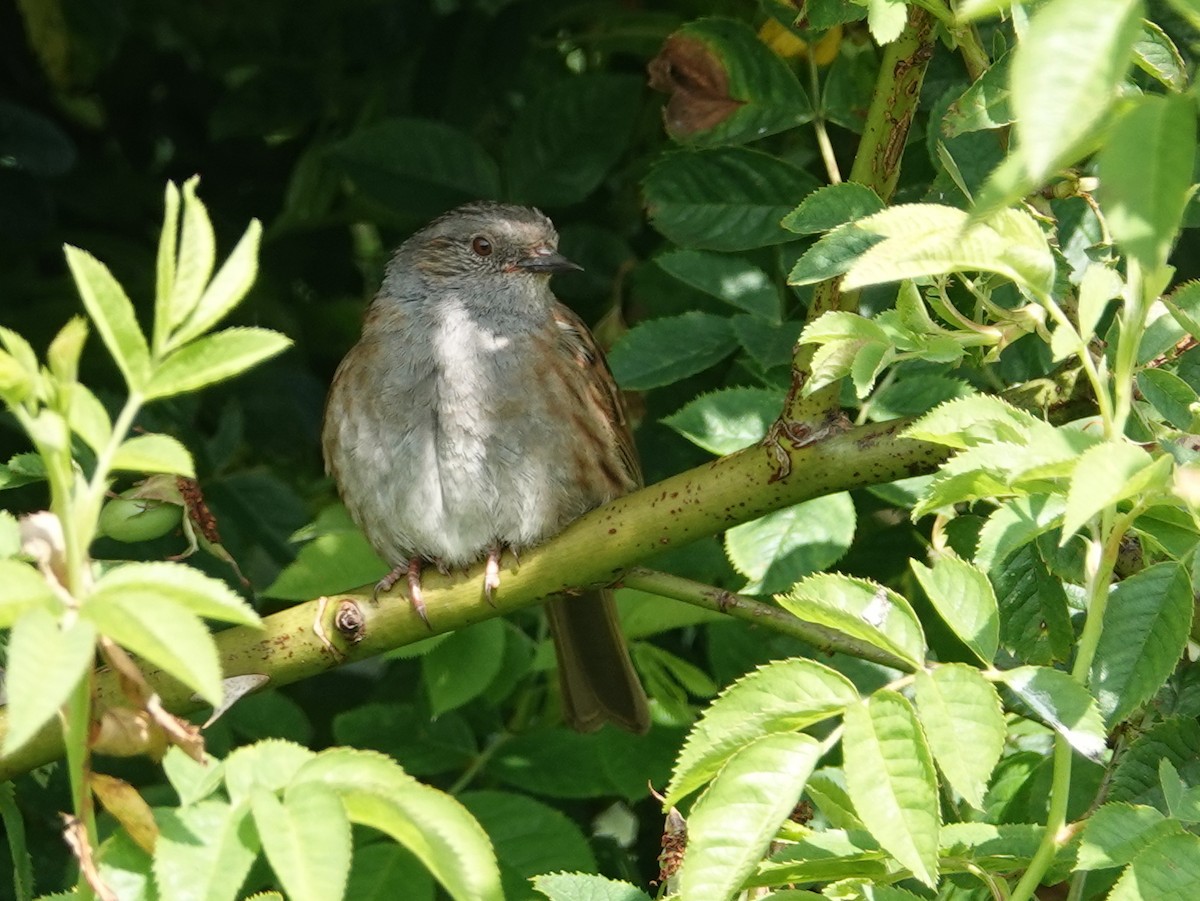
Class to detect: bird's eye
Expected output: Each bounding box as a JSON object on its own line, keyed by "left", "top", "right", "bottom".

{"left": 471, "top": 236, "right": 493, "bottom": 256}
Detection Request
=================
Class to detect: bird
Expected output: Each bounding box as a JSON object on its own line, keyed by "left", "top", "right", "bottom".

{"left": 322, "top": 201, "right": 651, "bottom": 734}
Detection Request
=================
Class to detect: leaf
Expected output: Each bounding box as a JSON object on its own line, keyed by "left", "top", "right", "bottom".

{"left": 731, "top": 315, "right": 803, "bottom": 370}
{"left": 67, "top": 383, "right": 114, "bottom": 453}
{"left": 1090, "top": 563, "right": 1192, "bottom": 727}
{"left": 504, "top": 74, "right": 643, "bottom": 207}
{"left": 1138, "top": 369, "right": 1197, "bottom": 430}
{"left": 1163, "top": 280, "right": 1200, "bottom": 338}
{"left": 1097, "top": 93, "right": 1198, "bottom": 270}
{"left": 1108, "top": 831, "right": 1200, "bottom": 900}
{"left": 656, "top": 250, "right": 780, "bottom": 320}
{"left": 644, "top": 147, "right": 821, "bottom": 251}
{"left": 991, "top": 545, "right": 1076, "bottom": 665}
{"left": 154, "top": 181, "right": 181, "bottom": 338}
{"left": 47, "top": 315, "right": 87, "bottom": 383}
{"left": 648, "top": 18, "right": 811, "bottom": 147}
{"left": 154, "top": 800, "right": 260, "bottom": 901}
{"left": 82, "top": 591, "right": 223, "bottom": 705}
{"left": 91, "top": 561, "right": 261, "bottom": 628}
{"left": 782, "top": 183, "right": 886, "bottom": 235}
{"left": 608, "top": 312, "right": 736, "bottom": 390}
{"left": 64, "top": 245, "right": 151, "bottom": 390}
{"left": 942, "top": 49, "right": 1013, "bottom": 137}
{"left": 2, "top": 608, "right": 96, "bottom": 755}
{"left": 328, "top": 118, "right": 501, "bottom": 222}
{"left": 787, "top": 225, "right": 882, "bottom": 286}
{"left": 224, "top": 740, "right": 316, "bottom": 802}
{"left": 910, "top": 556, "right": 999, "bottom": 662}
{"left": 1062, "top": 441, "right": 1171, "bottom": 539}
{"left": 421, "top": 618, "right": 506, "bottom": 716}
{"left": 914, "top": 665, "right": 1005, "bottom": 809}
{"left": 1077, "top": 802, "right": 1184, "bottom": 870}
{"left": 293, "top": 748, "right": 503, "bottom": 901}
{"left": 998, "top": 665, "right": 1107, "bottom": 760}
{"left": 777, "top": 574, "right": 926, "bottom": 670}
{"left": 252, "top": 784, "right": 351, "bottom": 901}
{"left": 665, "top": 657, "right": 858, "bottom": 805}
{"left": 167, "top": 177, "right": 217, "bottom": 334}
{"left": 843, "top": 691, "right": 940, "bottom": 886}
{"left": 147, "top": 327, "right": 293, "bottom": 399}
{"left": 0, "top": 558, "right": 58, "bottom": 627}
{"left": 663, "top": 387, "right": 784, "bottom": 455}
{"left": 1010, "top": 0, "right": 1143, "bottom": 184}
{"left": 974, "top": 495, "right": 1066, "bottom": 573}
{"left": 903, "top": 394, "right": 1041, "bottom": 450}
{"left": 866, "top": 0, "right": 908, "bottom": 44}
{"left": 678, "top": 733, "right": 822, "bottom": 901}
{"left": 725, "top": 493, "right": 856, "bottom": 595}
{"left": 171, "top": 220, "right": 264, "bottom": 347}
{"left": 1111, "top": 716, "right": 1200, "bottom": 805}
{"left": 111, "top": 433, "right": 196, "bottom": 477}
{"left": 533, "top": 873, "right": 652, "bottom": 901}
{"left": 1132, "top": 18, "right": 1188, "bottom": 90}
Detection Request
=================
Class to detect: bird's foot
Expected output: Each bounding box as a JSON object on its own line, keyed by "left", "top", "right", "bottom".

{"left": 483, "top": 545, "right": 504, "bottom": 606}
{"left": 374, "top": 557, "right": 431, "bottom": 629}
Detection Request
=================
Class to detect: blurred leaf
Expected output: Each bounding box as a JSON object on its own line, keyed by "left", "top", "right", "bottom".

{"left": 1097, "top": 93, "right": 1197, "bottom": 270}
{"left": 91, "top": 561, "right": 260, "bottom": 627}
{"left": 252, "top": 784, "right": 351, "bottom": 901}
{"left": 422, "top": 618, "right": 506, "bottom": 716}
{"left": 505, "top": 75, "right": 642, "bottom": 207}
{"left": 0, "top": 100, "right": 76, "bottom": 175}
{"left": 662, "top": 386, "right": 783, "bottom": 455}
{"left": 334, "top": 702, "right": 474, "bottom": 777}
{"left": 1132, "top": 18, "right": 1188, "bottom": 90}
{"left": 346, "top": 844, "right": 435, "bottom": 901}
{"left": 608, "top": 312, "right": 736, "bottom": 390}
{"left": 656, "top": 250, "right": 780, "bottom": 320}
{"left": 679, "top": 733, "right": 821, "bottom": 901}
{"left": 645, "top": 147, "right": 820, "bottom": 250}
{"left": 2, "top": 608, "right": 96, "bottom": 755}
{"left": 154, "top": 800, "right": 260, "bottom": 901}
{"left": 0, "top": 558, "right": 58, "bottom": 626}
{"left": 111, "top": 433, "right": 196, "bottom": 477}
{"left": 1010, "top": 0, "right": 1142, "bottom": 184}
{"left": 725, "top": 493, "right": 856, "bottom": 595}
{"left": 843, "top": 691, "right": 940, "bottom": 886}
{"left": 943, "top": 50, "right": 1013, "bottom": 136}
{"left": 866, "top": 0, "right": 908, "bottom": 44}
{"left": 329, "top": 118, "right": 501, "bottom": 222}
{"left": 648, "top": 18, "right": 811, "bottom": 147}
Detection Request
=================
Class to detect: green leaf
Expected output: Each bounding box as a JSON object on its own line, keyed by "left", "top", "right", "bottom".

{"left": 167, "top": 177, "right": 217, "bottom": 335}
{"left": 1010, "top": 0, "right": 1143, "bottom": 184}
{"left": 843, "top": 691, "right": 940, "bottom": 886}
{"left": 1163, "top": 280, "right": 1200, "bottom": 338}
{"left": 264, "top": 505, "right": 387, "bottom": 600}
{"left": 533, "top": 873, "right": 652, "bottom": 901}
{"left": 422, "top": 618, "right": 506, "bottom": 716}
{"left": 2, "top": 608, "right": 96, "bottom": 755}
{"left": 777, "top": 574, "right": 926, "bottom": 670}
{"left": 82, "top": 591, "right": 223, "bottom": 705}
{"left": 1108, "top": 831, "right": 1200, "bottom": 900}
{"left": 782, "top": 183, "right": 886, "bottom": 235}
{"left": 154, "top": 181, "right": 181, "bottom": 340}
{"left": 665, "top": 657, "right": 858, "bottom": 805}
{"left": 663, "top": 387, "right": 783, "bottom": 455}
{"left": 903, "top": 394, "right": 1041, "bottom": 450}
{"left": 346, "top": 844, "right": 434, "bottom": 901}
{"left": 943, "top": 50, "right": 1013, "bottom": 137}
{"left": 910, "top": 556, "right": 999, "bottom": 662}
{"left": 47, "top": 315, "right": 88, "bottom": 384}
{"left": 1077, "top": 802, "right": 1184, "bottom": 870}
{"left": 171, "top": 220, "right": 264, "bottom": 347}
{"left": 147, "top": 327, "right": 293, "bottom": 399}
{"left": 64, "top": 245, "right": 151, "bottom": 390}
{"left": 787, "top": 225, "right": 882, "bottom": 286}
{"left": 504, "top": 74, "right": 642, "bottom": 207}
{"left": 162, "top": 745, "right": 226, "bottom": 806}
{"left": 91, "top": 561, "right": 260, "bottom": 628}
{"left": 0, "top": 510, "right": 19, "bottom": 558}
{"left": 991, "top": 544, "right": 1074, "bottom": 664}
{"left": 154, "top": 800, "right": 260, "bottom": 901}
{"left": 1062, "top": 441, "right": 1171, "bottom": 539}
{"left": 1111, "top": 716, "right": 1200, "bottom": 805}
{"left": 608, "top": 312, "right": 736, "bottom": 390}
{"left": 1091, "top": 563, "right": 1193, "bottom": 727}
{"left": 656, "top": 250, "right": 780, "bottom": 320}
{"left": 998, "top": 665, "right": 1108, "bottom": 760}
{"left": 914, "top": 665, "right": 1005, "bottom": 809}
{"left": 1139, "top": 369, "right": 1197, "bottom": 430}
{"left": 975, "top": 495, "right": 1066, "bottom": 573}
{"left": 866, "top": 0, "right": 908, "bottom": 44}
{"left": 292, "top": 748, "right": 503, "bottom": 901}
{"left": 679, "top": 732, "right": 822, "bottom": 901}
{"left": 653, "top": 18, "right": 812, "bottom": 147}
{"left": 66, "top": 383, "right": 114, "bottom": 453}
{"left": 842, "top": 204, "right": 1056, "bottom": 300}
{"left": 0, "top": 559, "right": 58, "bottom": 627}
{"left": 1097, "top": 93, "right": 1197, "bottom": 270}
{"left": 328, "top": 118, "right": 501, "bottom": 222}
{"left": 252, "top": 784, "right": 351, "bottom": 901}
{"left": 1132, "top": 18, "right": 1188, "bottom": 90}
{"left": 731, "top": 314, "right": 803, "bottom": 370}
{"left": 1077, "top": 263, "right": 1124, "bottom": 341}
{"left": 224, "top": 740, "right": 316, "bottom": 803}
{"left": 111, "top": 433, "right": 196, "bottom": 477}
{"left": 725, "top": 493, "right": 856, "bottom": 595}
{"left": 644, "top": 147, "right": 821, "bottom": 251}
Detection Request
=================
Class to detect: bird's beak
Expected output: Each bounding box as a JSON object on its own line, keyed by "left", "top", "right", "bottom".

{"left": 515, "top": 245, "right": 583, "bottom": 274}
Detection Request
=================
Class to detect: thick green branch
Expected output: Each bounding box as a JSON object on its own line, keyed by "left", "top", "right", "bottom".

{"left": 0, "top": 419, "right": 946, "bottom": 780}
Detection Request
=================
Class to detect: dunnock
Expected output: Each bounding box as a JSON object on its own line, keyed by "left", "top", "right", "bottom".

{"left": 322, "top": 202, "right": 650, "bottom": 734}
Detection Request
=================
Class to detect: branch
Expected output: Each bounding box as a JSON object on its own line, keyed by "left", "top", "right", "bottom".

{"left": 0, "top": 419, "right": 946, "bottom": 780}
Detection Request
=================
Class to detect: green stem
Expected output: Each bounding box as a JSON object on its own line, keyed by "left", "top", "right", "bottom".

{"left": 1008, "top": 737, "right": 1073, "bottom": 901}
{"left": 807, "top": 55, "right": 841, "bottom": 185}
{"left": 1111, "top": 260, "right": 1148, "bottom": 438}
{"left": 82, "top": 391, "right": 145, "bottom": 538}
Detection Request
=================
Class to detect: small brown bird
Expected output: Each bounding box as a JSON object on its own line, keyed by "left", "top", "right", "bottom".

{"left": 322, "top": 202, "right": 650, "bottom": 733}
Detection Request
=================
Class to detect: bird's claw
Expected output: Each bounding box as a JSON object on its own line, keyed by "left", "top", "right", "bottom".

{"left": 483, "top": 546, "right": 502, "bottom": 607}
{"left": 374, "top": 558, "right": 431, "bottom": 629}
